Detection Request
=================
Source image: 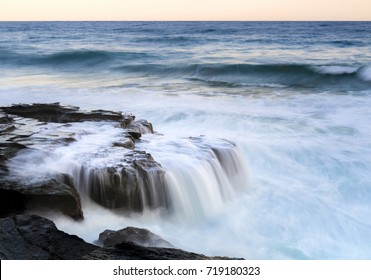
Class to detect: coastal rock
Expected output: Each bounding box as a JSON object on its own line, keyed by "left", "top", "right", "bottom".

{"left": 0, "top": 103, "right": 160, "bottom": 216}
{"left": 0, "top": 178, "right": 83, "bottom": 220}
{"left": 73, "top": 151, "right": 169, "bottom": 212}
{"left": 1, "top": 103, "right": 155, "bottom": 137}
{"left": 99, "top": 227, "right": 174, "bottom": 248}
{"left": 0, "top": 214, "right": 97, "bottom": 260}
{"left": 0, "top": 189, "right": 25, "bottom": 218}
{"left": 0, "top": 142, "right": 27, "bottom": 173}
{"left": 0, "top": 113, "right": 15, "bottom": 135}
{"left": 83, "top": 241, "right": 240, "bottom": 260}
{"left": 0, "top": 103, "right": 123, "bottom": 123}
{"left": 0, "top": 214, "right": 241, "bottom": 260}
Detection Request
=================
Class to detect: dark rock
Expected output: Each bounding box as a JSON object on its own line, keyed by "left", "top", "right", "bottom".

{"left": 0, "top": 189, "right": 25, "bottom": 218}
{"left": 0, "top": 114, "right": 13, "bottom": 124}
{"left": 0, "top": 178, "right": 83, "bottom": 220}
{"left": 99, "top": 227, "right": 173, "bottom": 248}
{"left": 0, "top": 103, "right": 124, "bottom": 123}
{"left": 0, "top": 214, "right": 97, "bottom": 260}
{"left": 127, "top": 130, "right": 142, "bottom": 140}
{"left": 0, "top": 113, "right": 14, "bottom": 135}
{"left": 0, "top": 214, "right": 241, "bottom": 260}
{"left": 129, "top": 120, "right": 154, "bottom": 134}
{"left": 83, "top": 241, "right": 240, "bottom": 260}
{"left": 0, "top": 142, "right": 27, "bottom": 162}
{"left": 113, "top": 136, "right": 135, "bottom": 149}
{"left": 75, "top": 151, "right": 169, "bottom": 212}
{"left": 119, "top": 115, "right": 136, "bottom": 128}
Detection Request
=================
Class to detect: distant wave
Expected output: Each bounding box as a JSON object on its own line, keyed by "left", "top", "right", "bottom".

{"left": 1, "top": 48, "right": 370, "bottom": 90}
{"left": 114, "top": 63, "right": 371, "bottom": 90}
{"left": 0, "top": 49, "right": 156, "bottom": 68}
{"left": 133, "top": 35, "right": 197, "bottom": 44}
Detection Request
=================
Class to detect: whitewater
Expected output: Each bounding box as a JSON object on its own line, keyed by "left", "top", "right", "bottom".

{"left": 1, "top": 21, "right": 371, "bottom": 259}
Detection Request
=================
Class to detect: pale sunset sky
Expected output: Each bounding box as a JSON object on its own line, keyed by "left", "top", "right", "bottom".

{"left": 1, "top": 0, "right": 370, "bottom": 21}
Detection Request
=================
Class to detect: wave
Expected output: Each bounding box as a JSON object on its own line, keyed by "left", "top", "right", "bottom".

{"left": 0, "top": 49, "right": 157, "bottom": 69}
{"left": 1, "top": 48, "right": 370, "bottom": 90}
{"left": 114, "top": 63, "right": 371, "bottom": 90}
{"left": 133, "top": 35, "right": 197, "bottom": 45}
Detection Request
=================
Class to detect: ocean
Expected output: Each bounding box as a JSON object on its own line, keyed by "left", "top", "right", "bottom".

{"left": 1, "top": 21, "right": 371, "bottom": 259}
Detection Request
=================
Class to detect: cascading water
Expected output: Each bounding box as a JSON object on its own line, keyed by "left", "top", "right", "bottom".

{"left": 4, "top": 116, "right": 249, "bottom": 222}
{"left": 137, "top": 135, "right": 250, "bottom": 221}
{"left": 2, "top": 21, "right": 371, "bottom": 259}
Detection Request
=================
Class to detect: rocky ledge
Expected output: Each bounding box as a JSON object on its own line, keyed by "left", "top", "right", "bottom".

{"left": 0, "top": 102, "right": 166, "bottom": 217}
{"left": 0, "top": 103, "right": 242, "bottom": 260}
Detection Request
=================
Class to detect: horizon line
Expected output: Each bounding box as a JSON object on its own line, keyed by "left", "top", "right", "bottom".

{"left": 1, "top": 19, "right": 370, "bottom": 22}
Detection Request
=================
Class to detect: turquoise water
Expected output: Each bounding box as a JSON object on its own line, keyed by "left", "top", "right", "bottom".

{"left": 1, "top": 21, "right": 371, "bottom": 259}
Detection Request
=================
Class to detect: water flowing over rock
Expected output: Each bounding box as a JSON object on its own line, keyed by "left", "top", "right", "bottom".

{"left": 145, "top": 135, "right": 250, "bottom": 220}
{"left": 0, "top": 103, "right": 161, "bottom": 216}
{"left": 69, "top": 151, "right": 169, "bottom": 211}
{"left": 0, "top": 103, "right": 248, "bottom": 260}
{"left": 1, "top": 103, "right": 249, "bottom": 219}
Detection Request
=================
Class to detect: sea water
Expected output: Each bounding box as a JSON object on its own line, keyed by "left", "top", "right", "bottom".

{"left": 1, "top": 21, "right": 371, "bottom": 259}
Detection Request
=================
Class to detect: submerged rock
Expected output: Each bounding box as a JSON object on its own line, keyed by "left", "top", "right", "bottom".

{"left": 99, "top": 227, "right": 174, "bottom": 248}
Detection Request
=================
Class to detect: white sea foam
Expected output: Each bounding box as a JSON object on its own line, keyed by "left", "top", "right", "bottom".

{"left": 27, "top": 88, "right": 369, "bottom": 259}
{"left": 358, "top": 66, "right": 371, "bottom": 81}
{"left": 2, "top": 21, "right": 371, "bottom": 259}
{"left": 314, "top": 65, "right": 359, "bottom": 75}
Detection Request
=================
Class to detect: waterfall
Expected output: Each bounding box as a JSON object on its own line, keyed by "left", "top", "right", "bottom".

{"left": 5, "top": 117, "right": 249, "bottom": 220}
{"left": 137, "top": 136, "right": 250, "bottom": 220}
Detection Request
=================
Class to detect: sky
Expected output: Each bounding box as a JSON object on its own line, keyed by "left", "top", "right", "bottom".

{"left": 1, "top": 0, "right": 370, "bottom": 21}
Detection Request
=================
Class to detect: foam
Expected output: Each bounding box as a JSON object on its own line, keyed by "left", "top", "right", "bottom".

{"left": 358, "top": 66, "right": 371, "bottom": 81}
{"left": 314, "top": 65, "right": 359, "bottom": 75}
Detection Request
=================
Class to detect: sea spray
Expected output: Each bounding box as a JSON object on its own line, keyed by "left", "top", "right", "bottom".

{"left": 5, "top": 115, "right": 250, "bottom": 221}
{"left": 1, "top": 21, "right": 371, "bottom": 259}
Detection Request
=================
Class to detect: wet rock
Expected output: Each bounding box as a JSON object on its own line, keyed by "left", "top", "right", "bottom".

{"left": 99, "top": 227, "right": 174, "bottom": 248}
{"left": 0, "top": 214, "right": 242, "bottom": 260}
{"left": 113, "top": 136, "right": 135, "bottom": 149}
{"left": 0, "top": 178, "right": 83, "bottom": 220}
{"left": 0, "top": 113, "right": 15, "bottom": 135}
{"left": 129, "top": 119, "right": 154, "bottom": 134}
{"left": 0, "top": 214, "right": 97, "bottom": 260}
{"left": 83, "top": 241, "right": 240, "bottom": 260}
{"left": 0, "top": 103, "right": 123, "bottom": 123}
{"left": 0, "top": 189, "right": 25, "bottom": 218}
{"left": 0, "top": 142, "right": 27, "bottom": 175}
{"left": 1, "top": 103, "right": 163, "bottom": 217}
{"left": 75, "top": 151, "right": 169, "bottom": 212}
{"left": 127, "top": 130, "right": 142, "bottom": 140}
